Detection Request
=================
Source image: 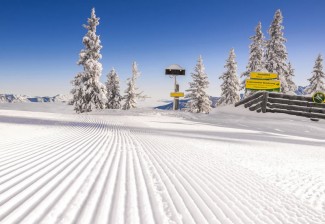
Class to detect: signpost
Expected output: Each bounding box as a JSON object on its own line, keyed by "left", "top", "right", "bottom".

{"left": 245, "top": 72, "right": 281, "bottom": 92}
{"left": 165, "top": 64, "right": 186, "bottom": 110}
{"left": 245, "top": 79, "right": 281, "bottom": 91}
{"left": 250, "top": 72, "right": 278, "bottom": 79}
{"left": 170, "top": 92, "right": 184, "bottom": 97}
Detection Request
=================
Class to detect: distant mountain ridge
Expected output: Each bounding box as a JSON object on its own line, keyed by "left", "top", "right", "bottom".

{"left": 295, "top": 86, "right": 307, "bottom": 95}
{"left": 0, "top": 86, "right": 307, "bottom": 105}
{"left": 0, "top": 94, "right": 72, "bottom": 103}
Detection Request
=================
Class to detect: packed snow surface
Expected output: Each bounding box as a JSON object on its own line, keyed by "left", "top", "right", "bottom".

{"left": 1, "top": 103, "right": 325, "bottom": 224}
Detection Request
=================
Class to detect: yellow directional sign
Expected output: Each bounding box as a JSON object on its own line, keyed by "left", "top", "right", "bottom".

{"left": 170, "top": 92, "right": 184, "bottom": 97}
{"left": 246, "top": 79, "right": 281, "bottom": 91}
{"left": 250, "top": 72, "right": 278, "bottom": 79}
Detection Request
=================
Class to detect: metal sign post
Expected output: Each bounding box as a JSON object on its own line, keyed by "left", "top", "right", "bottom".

{"left": 165, "top": 64, "right": 186, "bottom": 110}
{"left": 173, "top": 75, "right": 178, "bottom": 110}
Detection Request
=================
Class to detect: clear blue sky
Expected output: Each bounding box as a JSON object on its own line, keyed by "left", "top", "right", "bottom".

{"left": 1, "top": 0, "right": 324, "bottom": 99}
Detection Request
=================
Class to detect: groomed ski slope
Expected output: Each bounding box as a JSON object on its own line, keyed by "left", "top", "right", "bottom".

{"left": 0, "top": 105, "right": 325, "bottom": 224}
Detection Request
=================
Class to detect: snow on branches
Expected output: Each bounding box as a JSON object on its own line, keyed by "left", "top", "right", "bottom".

{"left": 265, "top": 9, "right": 292, "bottom": 93}
{"left": 123, "top": 62, "right": 143, "bottom": 110}
{"left": 304, "top": 54, "right": 325, "bottom": 95}
{"left": 241, "top": 22, "right": 266, "bottom": 97}
{"left": 106, "top": 68, "right": 122, "bottom": 109}
{"left": 185, "top": 55, "right": 211, "bottom": 113}
{"left": 70, "top": 8, "right": 107, "bottom": 113}
{"left": 218, "top": 49, "right": 240, "bottom": 106}
{"left": 285, "top": 62, "right": 297, "bottom": 92}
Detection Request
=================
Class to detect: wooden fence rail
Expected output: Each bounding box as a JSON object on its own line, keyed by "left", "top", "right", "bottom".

{"left": 235, "top": 91, "right": 325, "bottom": 120}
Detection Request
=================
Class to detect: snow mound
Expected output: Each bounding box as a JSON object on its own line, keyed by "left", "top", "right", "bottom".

{"left": 0, "top": 105, "right": 324, "bottom": 223}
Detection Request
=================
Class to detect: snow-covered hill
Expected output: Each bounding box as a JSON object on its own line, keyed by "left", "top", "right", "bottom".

{"left": 0, "top": 104, "right": 325, "bottom": 223}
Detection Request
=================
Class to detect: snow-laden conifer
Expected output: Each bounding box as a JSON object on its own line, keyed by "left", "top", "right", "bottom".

{"left": 185, "top": 55, "right": 211, "bottom": 113}
{"left": 285, "top": 62, "right": 297, "bottom": 92}
{"left": 218, "top": 49, "right": 240, "bottom": 106}
{"left": 123, "top": 62, "right": 142, "bottom": 110}
{"left": 241, "top": 22, "right": 266, "bottom": 97}
{"left": 106, "top": 68, "right": 122, "bottom": 109}
{"left": 265, "top": 9, "right": 289, "bottom": 93}
{"left": 304, "top": 54, "right": 325, "bottom": 94}
{"left": 70, "top": 8, "right": 106, "bottom": 113}
{"left": 279, "top": 72, "right": 289, "bottom": 93}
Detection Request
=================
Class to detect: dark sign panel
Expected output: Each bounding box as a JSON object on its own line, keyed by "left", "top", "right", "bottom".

{"left": 165, "top": 69, "right": 185, "bottom": 75}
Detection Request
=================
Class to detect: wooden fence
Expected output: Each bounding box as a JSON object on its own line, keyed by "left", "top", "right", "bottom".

{"left": 235, "top": 91, "right": 325, "bottom": 119}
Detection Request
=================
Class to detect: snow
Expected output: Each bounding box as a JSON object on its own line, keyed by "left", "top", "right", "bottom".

{"left": 166, "top": 64, "right": 184, "bottom": 70}
{"left": 1, "top": 103, "right": 325, "bottom": 223}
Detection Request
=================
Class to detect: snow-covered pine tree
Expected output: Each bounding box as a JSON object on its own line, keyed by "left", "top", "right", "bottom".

{"left": 185, "top": 55, "right": 211, "bottom": 113}
{"left": 265, "top": 9, "right": 289, "bottom": 93}
{"left": 279, "top": 71, "right": 289, "bottom": 93}
{"left": 304, "top": 54, "right": 325, "bottom": 95}
{"left": 70, "top": 8, "right": 106, "bottom": 113}
{"left": 241, "top": 22, "right": 266, "bottom": 97}
{"left": 285, "top": 62, "right": 297, "bottom": 92}
{"left": 218, "top": 49, "right": 240, "bottom": 106}
{"left": 123, "top": 62, "right": 141, "bottom": 110}
{"left": 106, "top": 68, "right": 122, "bottom": 109}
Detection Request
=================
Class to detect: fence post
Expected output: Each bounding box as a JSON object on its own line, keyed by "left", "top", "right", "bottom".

{"left": 261, "top": 91, "right": 268, "bottom": 113}
{"left": 307, "top": 101, "right": 319, "bottom": 121}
